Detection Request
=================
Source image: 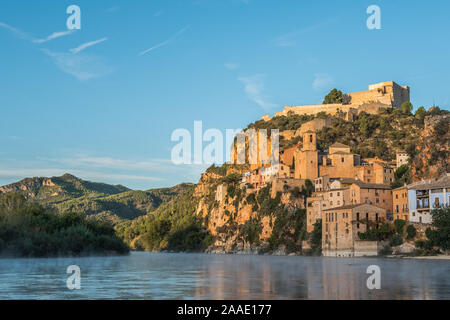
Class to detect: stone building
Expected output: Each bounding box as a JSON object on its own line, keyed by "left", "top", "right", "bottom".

{"left": 306, "top": 182, "right": 353, "bottom": 232}
{"left": 319, "top": 142, "right": 362, "bottom": 179}
{"left": 349, "top": 181, "right": 393, "bottom": 217}
{"left": 322, "top": 203, "right": 387, "bottom": 257}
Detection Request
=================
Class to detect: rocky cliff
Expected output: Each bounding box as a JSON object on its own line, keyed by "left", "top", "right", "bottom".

{"left": 410, "top": 112, "right": 449, "bottom": 181}
{"left": 194, "top": 165, "right": 308, "bottom": 254}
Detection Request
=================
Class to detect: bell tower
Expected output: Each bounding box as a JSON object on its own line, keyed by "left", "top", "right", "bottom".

{"left": 302, "top": 130, "right": 317, "bottom": 151}
{"left": 293, "top": 130, "right": 319, "bottom": 180}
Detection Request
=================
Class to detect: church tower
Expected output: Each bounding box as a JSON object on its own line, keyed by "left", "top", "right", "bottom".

{"left": 294, "top": 131, "right": 319, "bottom": 180}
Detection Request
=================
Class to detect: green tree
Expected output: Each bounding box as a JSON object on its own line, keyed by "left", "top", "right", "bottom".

{"left": 391, "top": 165, "right": 410, "bottom": 188}
{"left": 424, "top": 207, "right": 450, "bottom": 251}
{"left": 310, "top": 219, "right": 322, "bottom": 254}
{"left": 414, "top": 106, "right": 426, "bottom": 123}
{"left": 401, "top": 102, "right": 413, "bottom": 114}
{"left": 390, "top": 234, "right": 403, "bottom": 247}
{"left": 323, "top": 89, "right": 343, "bottom": 104}
{"left": 394, "top": 219, "right": 407, "bottom": 235}
{"left": 406, "top": 224, "right": 417, "bottom": 239}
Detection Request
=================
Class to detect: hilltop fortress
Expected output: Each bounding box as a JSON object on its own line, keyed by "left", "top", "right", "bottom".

{"left": 262, "top": 81, "right": 410, "bottom": 121}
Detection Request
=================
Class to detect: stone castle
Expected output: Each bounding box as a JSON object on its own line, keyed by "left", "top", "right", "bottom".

{"left": 261, "top": 81, "right": 410, "bottom": 121}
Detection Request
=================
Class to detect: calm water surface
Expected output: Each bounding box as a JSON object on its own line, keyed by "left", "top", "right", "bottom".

{"left": 0, "top": 252, "right": 448, "bottom": 299}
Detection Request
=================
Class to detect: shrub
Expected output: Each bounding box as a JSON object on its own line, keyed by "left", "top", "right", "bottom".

{"left": 240, "top": 219, "right": 262, "bottom": 245}
{"left": 406, "top": 224, "right": 417, "bottom": 239}
{"left": 390, "top": 234, "right": 403, "bottom": 247}
{"left": 394, "top": 219, "right": 407, "bottom": 235}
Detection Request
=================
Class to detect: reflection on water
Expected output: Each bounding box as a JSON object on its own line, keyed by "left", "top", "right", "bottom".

{"left": 0, "top": 252, "right": 448, "bottom": 299}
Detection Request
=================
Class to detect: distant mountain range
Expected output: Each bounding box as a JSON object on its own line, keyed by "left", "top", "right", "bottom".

{"left": 0, "top": 173, "right": 193, "bottom": 222}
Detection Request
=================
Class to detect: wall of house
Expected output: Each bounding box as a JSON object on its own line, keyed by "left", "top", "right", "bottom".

{"left": 350, "top": 185, "right": 392, "bottom": 214}
{"left": 393, "top": 188, "right": 409, "bottom": 220}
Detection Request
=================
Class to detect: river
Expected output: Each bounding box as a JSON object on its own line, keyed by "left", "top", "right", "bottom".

{"left": 0, "top": 252, "right": 448, "bottom": 299}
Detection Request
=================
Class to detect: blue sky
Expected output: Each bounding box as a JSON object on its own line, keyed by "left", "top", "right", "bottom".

{"left": 0, "top": 0, "right": 449, "bottom": 190}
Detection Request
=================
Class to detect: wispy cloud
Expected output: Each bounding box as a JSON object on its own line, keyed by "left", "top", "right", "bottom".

{"left": 70, "top": 37, "right": 108, "bottom": 54}
{"left": 0, "top": 21, "right": 32, "bottom": 40}
{"left": 106, "top": 6, "right": 120, "bottom": 13}
{"left": 154, "top": 10, "right": 163, "bottom": 17}
{"left": 312, "top": 73, "right": 334, "bottom": 91}
{"left": 42, "top": 49, "right": 114, "bottom": 81}
{"left": 33, "top": 30, "right": 75, "bottom": 44}
{"left": 238, "top": 74, "right": 277, "bottom": 110}
{"left": 139, "top": 25, "right": 190, "bottom": 55}
{"left": 273, "top": 21, "right": 333, "bottom": 47}
{"left": 225, "top": 63, "right": 239, "bottom": 70}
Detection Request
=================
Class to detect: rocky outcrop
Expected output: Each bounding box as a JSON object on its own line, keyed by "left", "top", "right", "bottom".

{"left": 410, "top": 113, "right": 449, "bottom": 181}
{"left": 194, "top": 169, "right": 306, "bottom": 254}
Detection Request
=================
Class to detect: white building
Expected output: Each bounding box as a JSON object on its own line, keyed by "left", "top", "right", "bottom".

{"left": 396, "top": 151, "right": 409, "bottom": 168}
{"left": 408, "top": 174, "right": 449, "bottom": 224}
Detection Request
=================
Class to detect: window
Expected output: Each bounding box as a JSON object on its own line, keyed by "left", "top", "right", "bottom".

{"left": 337, "top": 192, "right": 340, "bottom": 196}
{"left": 366, "top": 213, "right": 369, "bottom": 221}
{"left": 396, "top": 194, "right": 398, "bottom": 199}
{"left": 309, "top": 135, "right": 313, "bottom": 143}
{"left": 356, "top": 212, "right": 360, "bottom": 221}
{"left": 376, "top": 213, "right": 379, "bottom": 222}
{"left": 434, "top": 197, "right": 440, "bottom": 207}
{"left": 341, "top": 157, "right": 344, "bottom": 163}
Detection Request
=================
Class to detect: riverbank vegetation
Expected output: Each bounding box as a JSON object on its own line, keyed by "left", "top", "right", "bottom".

{"left": 115, "top": 186, "right": 214, "bottom": 252}
{"left": 0, "top": 193, "right": 129, "bottom": 257}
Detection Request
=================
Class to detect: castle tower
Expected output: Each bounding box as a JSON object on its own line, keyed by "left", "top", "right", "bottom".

{"left": 293, "top": 131, "right": 319, "bottom": 180}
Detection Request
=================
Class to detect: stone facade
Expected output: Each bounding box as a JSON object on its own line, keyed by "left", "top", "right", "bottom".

{"left": 349, "top": 181, "right": 393, "bottom": 216}
{"left": 322, "top": 204, "right": 387, "bottom": 257}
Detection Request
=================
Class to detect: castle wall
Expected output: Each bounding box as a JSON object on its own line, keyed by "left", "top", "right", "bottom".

{"left": 275, "top": 104, "right": 351, "bottom": 117}
{"left": 273, "top": 81, "right": 410, "bottom": 119}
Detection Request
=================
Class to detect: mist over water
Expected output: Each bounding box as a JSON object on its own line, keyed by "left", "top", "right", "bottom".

{"left": 0, "top": 252, "right": 448, "bottom": 299}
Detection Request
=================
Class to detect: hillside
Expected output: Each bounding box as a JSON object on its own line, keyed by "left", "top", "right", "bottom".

{"left": 54, "top": 183, "right": 194, "bottom": 222}
{"left": 0, "top": 173, "right": 129, "bottom": 205}
{"left": 0, "top": 174, "right": 193, "bottom": 222}
{"left": 115, "top": 184, "right": 213, "bottom": 252}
